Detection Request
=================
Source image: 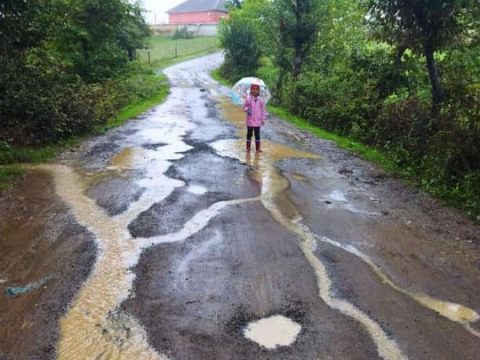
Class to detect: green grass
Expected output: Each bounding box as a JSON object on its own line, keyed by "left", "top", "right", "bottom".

{"left": 210, "top": 68, "right": 232, "bottom": 86}
{"left": 0, "top": 165, "right": 25, "bottom": 191}
{"left": 138, "top": 35, "right": 218, "bottom": 65}
{"left": 266, "top": 105, "right": 403, "bottom": 175}
{"left": 97, "top": 73, "right": 170, "bottom": 133}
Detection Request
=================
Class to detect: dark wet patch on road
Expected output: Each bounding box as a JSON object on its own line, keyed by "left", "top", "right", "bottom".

{"left": 128, "top": 189, "right": 232, "bottom": 238}
{"left": 123, "top": 203, "right": 382, "bottom": 360}
{"left": 141, "top": 142, "right": 167, "bottom": 151}
{"left": 316, "top": 244, "right": 480, "bottom": 359}
{"left": 87, "top": 176, "right": 145, "bottom": 216}
{"left": 167, "top": 149, "right": 260, "bottom": 198}
{"left": 186, "top": 92, "right": 237, "bottom": 144}
{"left": 87, "top": 142, "right": 121, "bottom": 157}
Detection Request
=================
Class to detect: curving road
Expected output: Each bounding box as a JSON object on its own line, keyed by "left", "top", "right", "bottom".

{"left": 1, "top": 53, "right": 479, "bottom": 360}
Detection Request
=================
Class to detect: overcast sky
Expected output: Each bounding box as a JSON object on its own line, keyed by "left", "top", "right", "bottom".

{"left": 140, "top": 0, "right": 185, "bottom": 24}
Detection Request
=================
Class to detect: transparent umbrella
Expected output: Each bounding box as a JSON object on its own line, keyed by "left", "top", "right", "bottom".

{"left": 230, "top": 77, "right": 272, "bottom": 105}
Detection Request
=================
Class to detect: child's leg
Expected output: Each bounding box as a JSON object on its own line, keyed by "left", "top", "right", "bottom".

{"left": 254, "top": 127, "right": 261, "bottom": 152}
{"left": 246, "top": 127, "right": 253, "bottom": 151}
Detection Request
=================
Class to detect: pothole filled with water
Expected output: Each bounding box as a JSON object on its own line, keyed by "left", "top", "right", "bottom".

{"left": 187, "top": 184, "right": 208, "bottom": 195}
{"left": 243, "top": 315, "right": 302, "bottom": 349}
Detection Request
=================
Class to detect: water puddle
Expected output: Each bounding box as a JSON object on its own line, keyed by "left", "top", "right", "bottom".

{"left": 330, "top": 190, "right": 347, "bottom": 202}
{"left": 263, "top": 197, "right": 407, "bottom": 360}
{"left": 45, "top": 163, "right": 259, "bottom": 360}
{"left": 291, "top": 173, "right": 308, "bottom": 182}
{"left": 243, "top": 315, "right": 302, "bottom": 349}
{"left": 187, "top": 185, "right": 208, "bottom": 195}
{"left": 42, "top": 86, "right": 261, "bottom": 359}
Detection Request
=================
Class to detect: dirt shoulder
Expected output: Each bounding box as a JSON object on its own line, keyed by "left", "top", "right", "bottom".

{"left": 0, "top": 169, "right": 96, "bottom": 360}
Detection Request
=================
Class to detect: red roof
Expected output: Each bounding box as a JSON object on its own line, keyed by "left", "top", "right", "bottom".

{"left": 167, "top": 0, "right": 227, "bottom": 14}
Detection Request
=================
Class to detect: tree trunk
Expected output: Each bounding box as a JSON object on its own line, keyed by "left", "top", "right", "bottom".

{"left": 424, "top": 42, "right": 444, "bottom": 116}
{"left": 81, "top": 39, "right": 89, "bottom": 62}
{"left": 275, "top": 70, "right": 286, "bottom": 105}
{"left": 293, "top": 53, "right": 303, "bottom": 81}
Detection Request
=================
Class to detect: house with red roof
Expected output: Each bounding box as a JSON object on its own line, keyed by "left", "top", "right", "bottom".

{"left": 167, "top": 0, "right": 228, "bottom": 25}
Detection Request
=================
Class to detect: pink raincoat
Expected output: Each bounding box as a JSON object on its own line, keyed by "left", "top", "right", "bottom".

{"left": 244, "top": 95, "right": 267, "bottom": 127}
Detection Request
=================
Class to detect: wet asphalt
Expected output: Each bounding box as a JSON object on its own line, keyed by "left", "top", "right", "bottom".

{"left": 1, "top": 53, "right": 480, "bottom": 360}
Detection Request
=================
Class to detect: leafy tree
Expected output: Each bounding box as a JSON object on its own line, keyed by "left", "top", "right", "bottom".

{"left": 272, "top": 0, "right": 324, "bottom": 80}
{"left": 219, "top": 1, "right": 271, "bottom": 81}
{"left": 365, "top": 0, "right": 480, "bottom": 114}
{"left": 226, "top": 0, "right": 243, "bottom": 9}
{"left": 117, "top": 2, "right": 150, "bottom": 60}
{"left": 0, "top": 0, "right": 151, "bottom": 145}
{"left": 219, "top": 16, "right": 261, "bottom": 81}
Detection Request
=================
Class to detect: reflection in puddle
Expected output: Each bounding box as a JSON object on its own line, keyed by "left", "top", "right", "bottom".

{"left": 330, "top": 190, "right": 347, "bottom": 203}
{"left": 244, "top": 315, "right": 302, "bottom": 349}
{"left": 291, "top": 173, "right": 308, "bottom": 182}
{"left": 187, "top": 184, "right": 208, "bottom": 195}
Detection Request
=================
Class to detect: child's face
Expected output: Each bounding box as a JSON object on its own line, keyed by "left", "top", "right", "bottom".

{"left": 251, "top": 86, "right": 260, "bottom": 97}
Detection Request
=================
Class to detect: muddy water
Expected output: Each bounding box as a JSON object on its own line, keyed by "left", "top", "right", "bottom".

{"left": 41, "top": 85, "right": 263, "bottom": 359}
{"left": 215, "top": 99, "right": 480, "bottom": 358}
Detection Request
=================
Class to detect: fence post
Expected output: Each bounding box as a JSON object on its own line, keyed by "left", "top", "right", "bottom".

{"left": 148, "top": 51, "right": 151, "bottom": 65}
{"left": 175, "top": 39, "right": 178, "bottom": 58}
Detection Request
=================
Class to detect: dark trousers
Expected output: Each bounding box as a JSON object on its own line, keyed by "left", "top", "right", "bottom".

{"left": 246, "top": 126, "right": 261, "bottom": 143}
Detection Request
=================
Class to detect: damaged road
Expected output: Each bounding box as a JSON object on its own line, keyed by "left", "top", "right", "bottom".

{"left": 1, "top": 53, "right": 479, "bottom": 360}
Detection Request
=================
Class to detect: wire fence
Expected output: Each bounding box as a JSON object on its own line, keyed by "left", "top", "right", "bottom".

{"left": 137, "top": 36, "right": 219, "bottom": 65}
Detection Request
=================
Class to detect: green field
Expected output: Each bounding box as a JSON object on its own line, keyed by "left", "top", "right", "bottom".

{"left": 138, "top": 36, "right": 219, "bottom": 65}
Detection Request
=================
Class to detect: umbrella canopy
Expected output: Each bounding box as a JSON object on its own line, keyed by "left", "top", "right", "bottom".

{"left": 230, "top": 77, "right": 272, "bottom": 105}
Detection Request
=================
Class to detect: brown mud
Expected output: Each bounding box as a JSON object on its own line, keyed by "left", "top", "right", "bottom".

{"left": 0, "top": 170, "right": 96, "bottom": 360}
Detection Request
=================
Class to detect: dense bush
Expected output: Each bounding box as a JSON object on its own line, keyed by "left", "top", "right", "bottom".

{"left": 0, "top": 0, "right": 150, "bottom": 146}
{"left": 172, "top": 27, "right": 194, "bottom": 40}
{"left": 219, "top": 16, "right": 261, "bottom": 82}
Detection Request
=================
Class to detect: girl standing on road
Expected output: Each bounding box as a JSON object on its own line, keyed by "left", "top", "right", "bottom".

{"left": 244, "top": 84, "right": 267, "bottom": 152}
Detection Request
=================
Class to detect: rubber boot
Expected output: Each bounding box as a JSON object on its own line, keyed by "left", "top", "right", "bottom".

{"left": 246, "top": 140, "right": 251, "bottom": 152}
{"left": 255, "top": 141, "right": 262, "bottom": 152}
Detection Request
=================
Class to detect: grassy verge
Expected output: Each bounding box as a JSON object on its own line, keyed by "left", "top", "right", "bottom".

{"left": 138, "top": 36, "right": 218, "bottom": 65}
{"left": 0, "top": 42, "right": 219, "bottom": 191}
{"left": 211, "top": 68, "right": 232, "bottom": 87}
{"left": 0, "top": 165, "right": 25, "bottom": 191}
{"left": 266, "top": 105, "right": 404, "bottom": 175}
